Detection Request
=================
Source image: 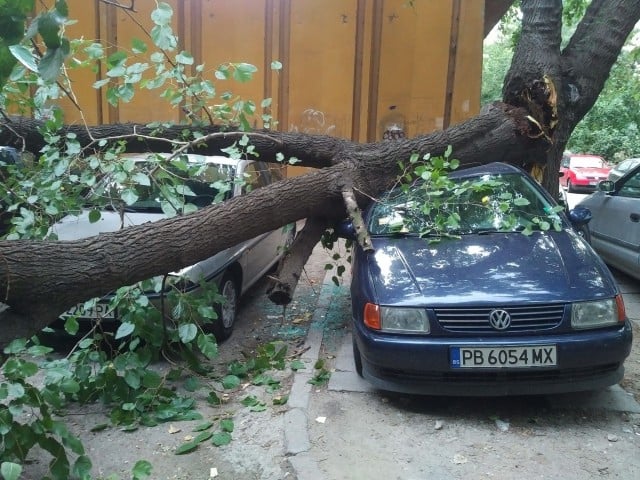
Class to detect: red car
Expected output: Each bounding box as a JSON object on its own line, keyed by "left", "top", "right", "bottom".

{"left": 560, "top": 153, "right": 610, "bottom": 192}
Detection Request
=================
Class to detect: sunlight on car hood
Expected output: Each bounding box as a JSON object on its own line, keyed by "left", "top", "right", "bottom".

{"left": 366, "top": 231, "right": 615, "bottom": 306}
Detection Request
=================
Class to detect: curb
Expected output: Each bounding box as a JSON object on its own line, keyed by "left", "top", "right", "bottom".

{"left": 283, "top": 268, "right": 336, "bottom": 480}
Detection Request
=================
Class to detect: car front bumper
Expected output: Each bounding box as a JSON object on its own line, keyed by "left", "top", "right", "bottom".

{"left": 354, "top": 320, "right": 633, "bottom": 396}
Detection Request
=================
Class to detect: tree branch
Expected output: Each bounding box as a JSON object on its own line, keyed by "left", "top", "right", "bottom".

{"left": 267, "top": 217, "right": 329, "bottom": 305}
{"left": 342, "top": 188, "right": 373, "bottom": 252}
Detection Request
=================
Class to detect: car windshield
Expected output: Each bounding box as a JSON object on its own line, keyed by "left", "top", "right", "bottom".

{"left": 368, "top": 172, "right": 560, "bottom": 236}
{"left": 570, "top": 156, "right": 605, "bottom": 168}
{"left": 88, "top": 159, "right": 235, "bottom": 213}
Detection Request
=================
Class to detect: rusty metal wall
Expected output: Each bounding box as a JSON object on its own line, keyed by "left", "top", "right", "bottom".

{"left": 53, "top": 0, "right": 484, "bottom": 143}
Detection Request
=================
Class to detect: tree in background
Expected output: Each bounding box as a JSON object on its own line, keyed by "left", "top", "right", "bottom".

{"left": 482, "top": 1, "right": 640, "bottom": 163}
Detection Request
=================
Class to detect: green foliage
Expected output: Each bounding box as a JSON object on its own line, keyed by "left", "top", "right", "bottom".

{"left": 567, "top": 49, "right": 640, "bottom": 161}
{"left": 483, "top": 14, "right": 640, "bottom": 162}
{"left": 0, "top": 2, "right": 297, "bottom": 478}
{"left": 308, "top": 359, "right": 331, "bottom": 386}
{"left": 388, "top": 149, "right": 563, "bottom": 240}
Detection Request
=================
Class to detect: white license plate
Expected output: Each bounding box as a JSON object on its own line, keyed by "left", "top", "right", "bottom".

{"left": 451, "top": 345, "right": 557, "bottom": 369}
{"left": 61, "top": 302, "right": 115, "bottom": 319}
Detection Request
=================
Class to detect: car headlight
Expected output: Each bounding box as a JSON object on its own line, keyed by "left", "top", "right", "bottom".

{"left": 571, "top": 296, "right": 625, "bottom": 329}
{"left": 363, "top": 303, "right": 430, "bottom": 333}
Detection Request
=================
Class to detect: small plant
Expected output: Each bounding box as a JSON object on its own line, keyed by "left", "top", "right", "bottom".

{"left": 308, "top": 359, "right": 331, "bottom": 386}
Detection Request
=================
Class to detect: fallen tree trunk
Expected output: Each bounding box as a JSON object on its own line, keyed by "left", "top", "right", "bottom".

{"left": 0, "top": 105, "right": 542, "bottom": 345}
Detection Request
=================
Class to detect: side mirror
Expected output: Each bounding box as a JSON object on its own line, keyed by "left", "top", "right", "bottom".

{"left": 597, "top": 180, "right": 615, "bottom": 192}
{"left": 567, "top": 206, "right": 592, "bottom": 226}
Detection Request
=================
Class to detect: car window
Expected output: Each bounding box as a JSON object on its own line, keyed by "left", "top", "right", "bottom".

{"left": 368, "top": 173, "right": 558, "bottom": 236}
{"left": 618, "top": 170, "right": 640, "bottom": 199}
{"left": 569, "top": 156, "right": 605, "bottom": 168}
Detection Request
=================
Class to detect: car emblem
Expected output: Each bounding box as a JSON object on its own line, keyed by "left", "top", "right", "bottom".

{"left": 489, "top": 309, "right": 511, "bottom": 330}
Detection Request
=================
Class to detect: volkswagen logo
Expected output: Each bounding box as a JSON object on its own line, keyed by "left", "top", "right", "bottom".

{"left": 489, "top": 309, "right": 511, "bottom": 330}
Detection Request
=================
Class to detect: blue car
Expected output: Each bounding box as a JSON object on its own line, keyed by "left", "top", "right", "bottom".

{"left": 340, "top": 162, "right": 632, "bottom": 396}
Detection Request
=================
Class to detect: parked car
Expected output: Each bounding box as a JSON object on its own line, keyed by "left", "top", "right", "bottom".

{"left": 50, "top": 154, "right": 294, "bottom": 341}
{"left": 577, "top": 163, "right": 640, "bottom": 282}
{"left": 338, "top": 162, "right": 631, "bottom": 396}
{"left": 607, "top": 157, "right": 640, "bottom": 182}
{"left": 559, "top": 153, "right": 610, "bottom": 193}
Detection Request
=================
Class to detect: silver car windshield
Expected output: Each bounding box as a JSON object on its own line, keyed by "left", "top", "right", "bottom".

{"left": 368, "top": 173, "right": 559, "bottom": 236}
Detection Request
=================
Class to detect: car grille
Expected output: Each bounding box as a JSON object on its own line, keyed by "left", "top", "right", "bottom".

{"left": 435, "top": 304, "right": 566, "bottom": 333}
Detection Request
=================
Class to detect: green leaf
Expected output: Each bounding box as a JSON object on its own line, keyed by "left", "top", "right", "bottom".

{"left": 9, "top": 45, "right": 37, "bottom": 72}
{"left": 196, "top": 333, "right": 218, "bottom": 360}
{"left": 115, "top": 321, "right": 135, "bottom": 339}
{"left": 132, "top": 172, "right": 151, "bottom": 186}
{"left": 193, "top": 421, "right": 214, "bottom": 432}
{"left": 211, "top": 431, "right": 232, "bottom": 447}
{"left": 175, "top": 440, "right": 199, "bottom": 455}
{"left": 233, "top": 63, "right": 258, "bottom": 83}
{"left": 131, "top": 38, "right": 148, "bottom": 54}
{"left": 220, "top": 419, "right": 234, "bottom": 432}
{"left": 142, "top": 370, "right": 162, "bottom": 389}
{"left": 38, "top": 11, "right": 62, "bottom": 49}
{"left": 132, "top": 460, "right": 153, "bottom": 479}
{"left": 64, "top": 316, "right": 79, "bottom": 335}
{"left": 88, "top": 209, "right": 102, "bottom": 223}
{"left": 60, "top": 379, "right": 80, "bottom": 394}
{"left": 176, "top": 51, "right": 194, "bottom": 65}
{"left": 151, "top": 2, "right": 173, "bottom": 26}
{"left": 271, "top": 60, "right": 283, "bottom": 70}
{"left": 178, "top": 323, "right": 198, "bottom": 343}
{"left": 124, "top": 370, "right": 141, "bottom": 389}
{"left": 290, "top": 359, "right": 305, "bottom": 371}
{"left": 1, "top": 462, "right": 22, "bottom": 480}
{"left": 183, "top": 376, "right": 200, "bottom": 392}
{"left": 39, "top": 42, "right": 69, "bottom": 82}
{"left": 221, "top": 375, "right": 241, "bottom": 390}
{"left": 3, "top": 338, "right": 27, "bottom": 354}
{"left": 193, "top": 430, "right": 213, "bottom": 443}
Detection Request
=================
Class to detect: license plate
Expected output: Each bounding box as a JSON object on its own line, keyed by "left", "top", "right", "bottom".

{"left": 451, "top": 345, "right": 556, "bottom": 369}
{"left": 61, "top": 302, "right": 116, "bottom": 319}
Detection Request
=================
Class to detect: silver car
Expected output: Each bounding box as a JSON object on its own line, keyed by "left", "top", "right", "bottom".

{"left": 578, "top": 163, "right": 640, "bottom": 281}
{"left": 608, "top": 157, "right": 640, "bottom": 182}
{"left": 51, "top": 155, "right": 294, "bottom": 341}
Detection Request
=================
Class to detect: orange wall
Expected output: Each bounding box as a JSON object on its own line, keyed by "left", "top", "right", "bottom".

{"left": 44, "top": 0, "right": 484, "bottom": 143}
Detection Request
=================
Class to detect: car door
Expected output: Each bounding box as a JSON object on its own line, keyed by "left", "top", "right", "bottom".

{"left": 588, "top": 168, "right": 640, "bottom": 278}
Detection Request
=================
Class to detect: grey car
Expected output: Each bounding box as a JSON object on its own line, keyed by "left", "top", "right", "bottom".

{"left": 578, "top": 163, "right": 640, "bottom": 281}
{"left": 608, "top": 157, "right": 640, "bottom": 183}
{"left": 51, "top": 155, "right": 294, "bottom": 341}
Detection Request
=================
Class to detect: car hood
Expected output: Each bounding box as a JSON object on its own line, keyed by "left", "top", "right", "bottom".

{"left": 364, "top": 231, "right": 616, "bottom": 307}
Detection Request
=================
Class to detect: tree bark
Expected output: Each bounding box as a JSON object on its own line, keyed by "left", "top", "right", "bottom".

{"left": 1, "top": 0, "right": 640, "bottom": 349}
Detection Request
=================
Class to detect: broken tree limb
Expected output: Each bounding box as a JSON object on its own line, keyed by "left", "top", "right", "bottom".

{"left": 342, "top": 188, "right": 373, "bottom": 253}
{"left": 267, "top": 217, "right": 329, "bottom": 305}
